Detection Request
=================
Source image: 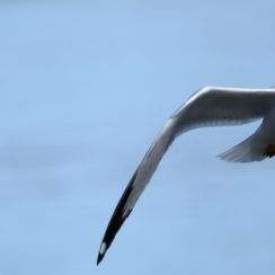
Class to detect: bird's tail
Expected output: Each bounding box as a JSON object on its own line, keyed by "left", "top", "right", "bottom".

{"left": 218, "top": 122, "right": 267, "bottom": 163}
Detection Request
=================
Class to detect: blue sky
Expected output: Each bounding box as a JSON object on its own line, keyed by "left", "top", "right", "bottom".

{"left": 1, "top": 1, "right": 275, "bottom": 274}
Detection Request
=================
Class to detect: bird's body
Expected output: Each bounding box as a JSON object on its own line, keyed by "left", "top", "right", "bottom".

{"left": 97, "top": 86, "right": 275, "bottom": 265}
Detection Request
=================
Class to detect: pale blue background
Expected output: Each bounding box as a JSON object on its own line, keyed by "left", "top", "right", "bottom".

{"left": 1, "top": 1, "right": 275, "bottom": 274}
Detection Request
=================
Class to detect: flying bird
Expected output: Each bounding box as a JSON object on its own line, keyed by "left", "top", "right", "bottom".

{"left": 97, "top": 86, "right": 275, "bottom": 265}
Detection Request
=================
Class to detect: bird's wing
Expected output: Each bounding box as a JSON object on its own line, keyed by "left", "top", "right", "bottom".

{"left": 97, "top": 86, "right": 275, "bottom": 265}
{"left": 97, "top": 117, "right": 177, "bottom": 265}
{"left": 172, "top": 86, "right": 275, "bottom": 132}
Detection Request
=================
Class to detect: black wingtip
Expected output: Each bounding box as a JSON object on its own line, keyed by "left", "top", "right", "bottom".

{"left": 97, "top": 171, "right": 137, "bottom": 265}
{"left": 97, "top": 252, "right": 103, "bottom": 265}
{"left": 97, "top": 241, "right": 107, "bottom": 265}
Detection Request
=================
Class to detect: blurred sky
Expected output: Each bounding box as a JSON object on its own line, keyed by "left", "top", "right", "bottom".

{"left": 1, "top": 0, "right": 275, "bottom": 274}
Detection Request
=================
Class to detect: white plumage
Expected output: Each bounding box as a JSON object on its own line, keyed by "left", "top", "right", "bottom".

{"left": 97, "top": 86, "right": 275, "bottom": 265}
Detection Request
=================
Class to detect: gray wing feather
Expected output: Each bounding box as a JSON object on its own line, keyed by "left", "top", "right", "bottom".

{"left": 97, "top": 118, "right": 177, "bottom": 264}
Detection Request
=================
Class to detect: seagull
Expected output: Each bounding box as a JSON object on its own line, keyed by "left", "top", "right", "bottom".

{"left": 97, "top": 86, "right": 275, "bottom": 265}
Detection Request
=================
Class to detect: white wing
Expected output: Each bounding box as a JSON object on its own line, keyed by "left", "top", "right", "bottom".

{"left": 97, "top": 86, "right": 275, "bottom": 264}
{"left": 172, "top": 86, "right": 275, "bottom": 131}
